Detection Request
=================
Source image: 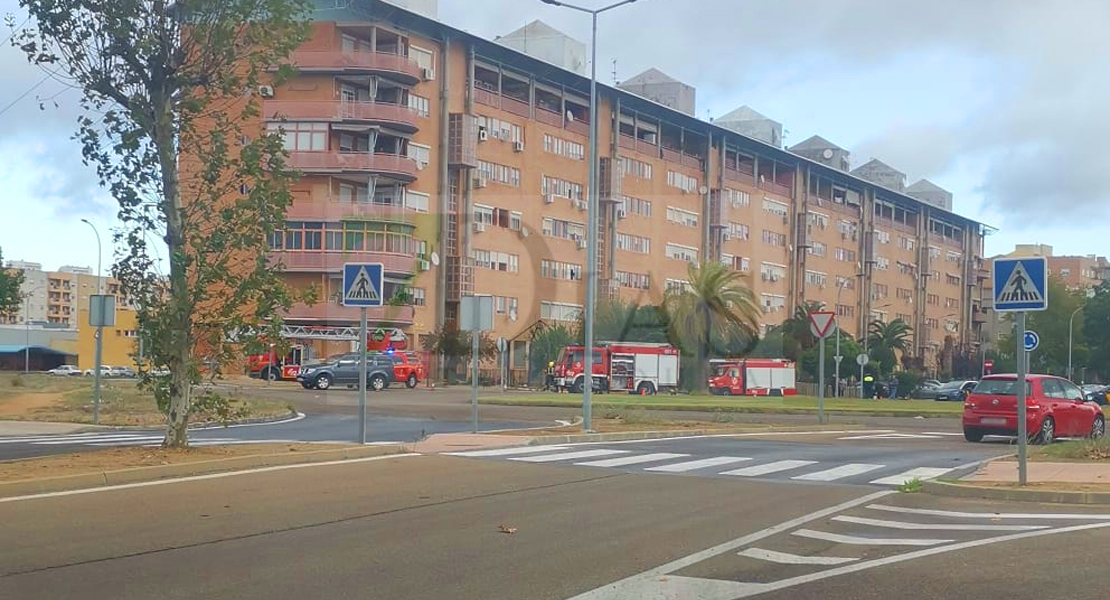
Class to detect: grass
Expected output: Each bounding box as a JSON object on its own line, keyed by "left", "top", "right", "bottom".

{"left": 897, "top": 477, "right": 924, "bottom": 493}
{"left": 1029, "top": 437, "right": 1110, "bottom": 462}
{"left": 0, "top": 373, "right": 92, "bottom": 397}
{"left": 480, "top": 391, "right": 966, "bottom": 417}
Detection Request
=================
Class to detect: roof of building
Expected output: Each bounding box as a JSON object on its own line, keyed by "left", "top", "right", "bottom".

{"left": 0, "top": 345, "right": 73, "bottom": 355}
{"left": 620, "top": 67, "right": 682, "bottom": 86}
{"left": 789, "top": 135, "right": 846, "bottom": 153}
{"left": 498, "top": 19, "right": 579, "bottom": 44}
{"left": 907, "top": 179, "right": 949, "bottom": 194}
{"left": 345, "top": 0, "right": 989, "bottom": 231}
{"left": 852, "top": 158, "right": 905, "bottom": 177}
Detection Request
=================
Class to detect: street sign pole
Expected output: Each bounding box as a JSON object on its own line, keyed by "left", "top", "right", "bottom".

{"left": 359, "top": 307, "right": 368, "bottom": 445}
{"left": 471, "top": 297, "right": 480, "bottom": 434}
{"left": 1016, "top": 311, "right": 1027, "bottom": 486}
{"left": 818, "top": 337, "right": 826, "bottom": 424}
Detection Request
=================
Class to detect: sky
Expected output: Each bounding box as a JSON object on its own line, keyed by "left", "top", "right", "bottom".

{"left": 1, "top": 0, "right": 1108, "bottom": 272}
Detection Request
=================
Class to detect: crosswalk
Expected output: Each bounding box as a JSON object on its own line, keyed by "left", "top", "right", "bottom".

{"left": 446, "top": 444, "right": 964, "bottom": 487}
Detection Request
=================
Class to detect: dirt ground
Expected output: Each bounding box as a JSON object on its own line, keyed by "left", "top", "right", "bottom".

{"left": 963, "top": 481, "right": 1110, "bottom": 493}
{"left": 0, "top": 443, "right": 355, "bottom": 482}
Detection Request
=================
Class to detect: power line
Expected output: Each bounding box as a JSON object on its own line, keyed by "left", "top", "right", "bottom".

{"left": 1, "top": 15, "right": 31, "bottom": 46}
{"left": 0, "top": 70, "right": 53, "bottom": 118}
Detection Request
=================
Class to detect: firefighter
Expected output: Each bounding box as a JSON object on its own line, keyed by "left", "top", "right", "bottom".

{"left": 862, "top": 373, "right": 875, "bottom": 399}
{"left": 545, "top": 361, "right": 557, "bottom": 392}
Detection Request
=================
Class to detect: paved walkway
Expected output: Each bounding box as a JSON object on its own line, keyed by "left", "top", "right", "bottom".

{"left": 0, "top": 420, "right": 105, "bottom": 437}
{"left": 967, "top": 460, "right": 1110, "bottom": 484}
{"left": 409, "top": 433, "right": 530, "bottom": 454}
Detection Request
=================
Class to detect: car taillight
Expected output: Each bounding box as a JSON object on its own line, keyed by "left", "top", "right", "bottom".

{"left": 964, "top": 402, "right": 975, "bottom": 409}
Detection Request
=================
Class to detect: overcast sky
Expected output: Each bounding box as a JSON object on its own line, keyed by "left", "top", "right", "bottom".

{"left": 2, "top": 0, "right": 1107, "bottom": 272}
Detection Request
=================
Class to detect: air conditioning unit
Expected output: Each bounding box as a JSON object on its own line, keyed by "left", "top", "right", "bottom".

{"left": 761, "top": 273, "right": 769, "bottom": 281}
{"left": 421, "top": 67, "right": 434, "bottom": 81}
{"left": 574, "top": 200, "right": 587, "bottom": 211}
{"left": 722, "top": 232, "right": 732, "bottom": 241}
{"left": 771, "top": 274, "right": 780, "bottom": 282}
{"left": 473, "top": 222, "right": 486, "bottom": 233}
{"left": 417, "top": 259, "right": 430, "bottom": 272}
{"left": 473, "top": 176, "right": 487, "bottom": 189}
{"left": 513, "top": 140, "right": 525, "bottom": 153}
{"left": 543, "top": 193, "right": 555, "bottom": 205}
{"left": 577, "top": 239, "right": 587, "bottom": 250}
{"left": 615, "top": 208, "right": 627, "bottom": 220}
{"left": 478, "top": 127, "right": 489, "bottom": 142}
{"left": 257, "top": 85, "right": 275, "bottom": 98}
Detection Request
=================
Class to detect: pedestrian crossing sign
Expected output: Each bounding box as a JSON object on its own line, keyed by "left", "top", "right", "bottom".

{"left": 993, "top": 257, "right": 1048, "bottom": 312}
{"left": 342, "top": 263, "right": 384, "bottom": 307}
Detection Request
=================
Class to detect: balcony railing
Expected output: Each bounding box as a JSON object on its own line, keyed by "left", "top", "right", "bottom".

{"left": 287, "top": 151, "right": 419, "bottom": 181}
{"left": 287, "top": 50, "right": 423, "bottom": 83}
{"left": 285, "top": 302, "right": 415, "bottom": 325}
{"left": 759, "top": 178, "right": 793, "bottom": 198}
{"left": 474, "top": 87, "right": 500, "bottom": 109}
{"left": 272, "top": 251, "right": 416, "bottom": 276}
{"left": 286, "top": 200, "right": 414, "bottom": 224}
{"left": 536, "top": 106, "right": 563, "bottom": 127}
{"left": 264, "top": 100, "right": 418, "bottom": 132}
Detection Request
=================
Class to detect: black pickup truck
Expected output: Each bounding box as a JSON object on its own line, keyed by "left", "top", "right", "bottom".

{"left": 296, "top": 354, "right": 396, "bottom": 391}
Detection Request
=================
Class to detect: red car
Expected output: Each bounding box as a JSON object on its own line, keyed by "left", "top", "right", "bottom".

{"left": 963, "top": 374, "right": 1106, "bottom": 443}
{"left": 380, "top": 352, "right": 425, "bottom": 389}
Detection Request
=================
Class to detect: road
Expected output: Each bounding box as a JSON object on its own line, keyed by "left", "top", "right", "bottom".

{"left": 2, "top": 447, "right": 1108, "bottom": 600}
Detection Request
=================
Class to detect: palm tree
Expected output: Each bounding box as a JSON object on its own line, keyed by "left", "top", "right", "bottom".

{"left": 576, "top": 299, "right": 669, "bottom": 344}
{"left": 779, "top": 301, "right": 825, "bottom": 361}
{"left": 664, "top": 261, "right": 762, "bottom": 392}
{"left": 867, "top": 318, "right": 913, "bottom": 375}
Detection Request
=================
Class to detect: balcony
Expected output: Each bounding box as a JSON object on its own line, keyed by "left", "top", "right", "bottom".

{"left": 287, "top": 50, "right": 422, "bottom": 84}
{"left": 264, "top": 101, "right": 418, "bottom": 133}
{"left": 287, "top": 152, "right": 419, "bottom": 182}
{"left": 286, "top": 200, "right": 414, "bottom": 224}
{"left": 272, "top": 251, "right": 416, "bottom": 276}
{"left": 285, "top": 302, "right": 414, "bottom": 326}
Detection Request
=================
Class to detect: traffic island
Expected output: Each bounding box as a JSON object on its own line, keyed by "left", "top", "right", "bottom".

{"left": 0, "top": 442, "right": 410, "bottom": 498}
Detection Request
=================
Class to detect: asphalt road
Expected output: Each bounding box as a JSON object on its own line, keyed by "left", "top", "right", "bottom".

{"left": 3, "top": 453, "right": 1108, "bottom": 599}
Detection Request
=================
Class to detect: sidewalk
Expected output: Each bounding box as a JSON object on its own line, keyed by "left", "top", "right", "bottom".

{"left": 965, "top": 460, "right": 1110, "bottom": 484}
{"left": 0, "top": 420, "right": 107, "bottom": 436}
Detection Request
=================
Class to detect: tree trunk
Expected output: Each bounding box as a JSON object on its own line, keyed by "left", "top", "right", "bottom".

{"left": 698, "top": 302, "right": 710, "bottom": 393}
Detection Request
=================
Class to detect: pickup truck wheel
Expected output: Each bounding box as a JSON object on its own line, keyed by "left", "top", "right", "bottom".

{"left": 406, "top": 373, "right": 418, "bottom": 389}
{"left": 313, "top": 374, "right": 332, "bottom": 390}
{"left": 720, "top": 388, "right": 732, "bottom": 396}
{"left": 370, "top": 374, "right": 386, "bottom": 392}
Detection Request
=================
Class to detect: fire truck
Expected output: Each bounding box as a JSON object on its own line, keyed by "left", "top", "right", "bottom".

{"left": 248, "top": 345, "right": 306, "bottom": 381}
{"left": 554, "top": 342, "right": 680, "bottom": 395}
{"left": 707, "top": 358, "right": 797, "bottom": 396}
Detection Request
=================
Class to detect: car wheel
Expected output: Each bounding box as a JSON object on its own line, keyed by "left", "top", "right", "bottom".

{"left": 1033, "top": 416, "right": 1055, "bottom": 445}
{"left": 314, "top": 374, "right": 332, "bottom": 390}
{"left": 406, "top": 373, "right": 418, "bottom": 389}
{"left": 1090, "top": 415, "right": 1106, "bottom": 440}
{"left": 720, "top": 388, "right": 732, "bottom": 396}
{"left": 370, "top": 374, "right": 386, "bottom": 392}
{"left": 963, "top": 428, "right": 984, "bottom": 443}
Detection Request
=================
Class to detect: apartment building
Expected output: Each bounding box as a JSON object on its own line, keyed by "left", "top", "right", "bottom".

{"left": 234, "top": 0, "right": 989, "bottom": 373}
{"left": 3, "top": 262, "right": 129, "bottom": 328}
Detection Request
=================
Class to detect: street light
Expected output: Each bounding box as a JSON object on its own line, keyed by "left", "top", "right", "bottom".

{"left": 1068, "top": 289, "right": 1096, "bottom": 381}
{"left": 80, "top": 218, "right": 104, "bottom": 425}
{"left": 539, "top": 0, "right": 646, "bottom": 432}
{"left": 833, "top": 278, "right": 851, "bottom": 397}
{"left": 23, "top": 286, "right": 43, "bottom": 373}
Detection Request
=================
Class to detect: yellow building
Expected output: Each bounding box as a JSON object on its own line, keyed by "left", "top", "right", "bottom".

{"left": 76, "top": 307, "right": 140, "bottom": 370}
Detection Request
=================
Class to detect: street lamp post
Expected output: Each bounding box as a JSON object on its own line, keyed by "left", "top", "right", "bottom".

{"left": 23, "top": 286, "right": 43, "bottom": 373}
{"left": 540, "top": 0, "right": 645, "bottom": 432}
{"left": 833, "top": 278, "right": 850, "bottom": 397}
{"left": 81, "top": 218, "right": 104, "bottom": 425}
{"left": 1067, "top": 290, "right": 1095, "bottom": 381}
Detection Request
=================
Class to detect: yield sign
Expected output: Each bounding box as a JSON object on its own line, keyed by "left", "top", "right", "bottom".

{"left": 808, "top": 311, "right": 837, "bottom": 339}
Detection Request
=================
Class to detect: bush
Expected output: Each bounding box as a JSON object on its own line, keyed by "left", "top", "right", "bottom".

{"left": 10, "top": 375, "right": 25, "bottom": 388}
{"left": 894, "top": 371, "right": 923, "bottom": 399}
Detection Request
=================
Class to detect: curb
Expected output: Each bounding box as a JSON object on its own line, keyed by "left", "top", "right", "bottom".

{"left": 923, "top": 480, "right": 1110, "bottom": 505}
{"left": 0, "top": 444, "right": 407, "bottom": 499}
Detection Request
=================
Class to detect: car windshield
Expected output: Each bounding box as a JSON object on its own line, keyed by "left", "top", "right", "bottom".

{"left": 938, "top": 381, "right": 966, "bottom": 390}
{"left": 973, "top": 379, "right": 1032, "bottom": 396}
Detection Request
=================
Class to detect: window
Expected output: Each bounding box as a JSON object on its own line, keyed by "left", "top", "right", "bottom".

{"left": 875, "top": 230, "right": 891, "bottom": 244}
{"left": 946, "top": 274, "right": 962, "bottom": 286}
{"left": 898, "top": 262, "right": 915, "bottom": 275}
{"left": 541, "top": 259, "right": 583, "bottom": 281}
{"left": 477, "top": 115, "right": 522, "bottom": 143}
{"left": 762, "top": 230, "right": 787, "bottom": 247}
{"left": 727, "top": 222, "right": 750, "bottom": 240}
{"left": 474, "top": 204, "right": 495, "bottom": 226}
{"left": 411, "top": 288, "right": 426, "bottom": 307}
{"left": 900, "top": 237, "right": 916, "bottom": 251}
{"left": 927, "top": 293, "right": 940, "bottom": 306}
{"left": 408, "top": 144, "right": 431, "bottom": 169}
{"left": 616, "top": 270, "right": 650, "bottom": 290}
{"left": 1060, "top": 267, "right": 1072, "bottom": 276}
{"left": 408, "top": 94, "right": 430, "bottom": 118}
{"left": 268, "top": 122, "right": 327, "bottom": 151}
{"left": 873, "top": 283, "right": 889, "bottom": 298}
{"left": 834, "top": 248, "right": 857, "bottom": 262}
{"left": 876, "top": 257, "right": 891, "bottom": 270}
{"left": 666, "top": 279, "right": 694, "bottom": 294}
{"left": 926, "top": 317, "right": 940, "bottom": 329}
{"left": 806, "top": 212, "right": 830, "bottom": 229}
{"left": 836, "top": 304, "right": 855, "bottom": 317}
{"left": 805, "top": 271, "right": 828, "bottom": 287}
{"left": 666, "top": 206, "right": 699, "bottom": 228}
{"left": 838, "top": 219, "right": 857, "bottom": 236}
{"left": 809, "top": 241, "right": 827, "bottom": 257}
{"left": 541, "top": 301, "right": 582, "bottom": 322}
{"left": 929, "top": 246, "right": 942, "bottom": 259}
{"left": 477, "top": 160, "right": 521, "bottom": 187}
{"left": 724, "top": 189, "right": 750, "bottom": 207}
{"left": 947, "top": 251, "right": 963, "bottom": 263}
{"left": 946, "top": 297, "right": 959, "bottom": 309}
{"left": 836, "top": 276, "right": 855, "bottom": 290}
{"left": 761, "top": 294, "right": 787, "bottom": 312}
{"left": 666, "top": 170, "right": 698, "bottom": 192}
{"left": 542, "top": 175, "right": 584, "bottom": 200}
{"left": 619, "top": 195, "right": 652, "bottom": 217}
{"left": 762, "top": 198, "right": 789, "bottom": 216}
{"left": 619, "top": 156, "right": 653, "bottom": 179}
{"left": 543, "top": 134, "right": 585, "bottom": 160}
{"left": 472, "top": 249, "right": 519, "bottom": 273}
{"left": 896, "top": 288, "right": 913, "bottom": 300}
{"left": 615, "top": 232, "right": 651, "bottom": 254}
{"left": 405, "top": 191, "right": 430, "bottom": 213}
{"left": 736, "top": 256, "right": 751, "bottom": 272}
{"left": 494, "top": 296, "right": 518, "bottom": 315}
{"left": 409, "top": 45, "right": 435, "bottom": 78}
{"left": 665, "top": 243, "right": 698, "bottom": 263}
{"left": 542, "top": 217, "right": 586, "bottom": 241}
{"left": 760, "top": 262, "right": 786, "bottom": 282}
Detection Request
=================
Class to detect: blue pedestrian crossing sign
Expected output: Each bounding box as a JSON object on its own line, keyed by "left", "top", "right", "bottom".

{"left": 993, "top": 257, "right": 1048, "bottom": 312}
{"left": 342, "top": 263, "right": 384, "bottom": 307}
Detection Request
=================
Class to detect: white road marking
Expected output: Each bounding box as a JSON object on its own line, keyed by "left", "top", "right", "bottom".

{"left": 572, "top": 430, "right": 896, "bottom": 446}
{"left": 0, "top": 432, "right": 127, "bottom": 444}
{"left": 575, "top": 453, "right": 688, "bottom": 468}
{"left": 922, "top": 432, "right": 964, "bottom": 436}
{"left": 869, "top": 467, "right": 955, "bottom": 485}
{"left": 645, "top": 456, "right": 753, "bottom": 473}
{"left": 721, "top": 460, "right": 818, "bottom": 477}
{"left": 563, "top": 490, "right": 895, "bottom": 599}
{"left": 832, "top": 515, "right": 1049, "bottom": 531}
{"left": 792, "top": 528, "right": 952, "bottom": 546}
{"left": 737, "top": 547, "right": 858, "bottom": 566}
{"left": 445, "top": 445, "right": 567, "bottom": 457}
{"left": 0, "top": 453, "right": 423, "bottom": 503}
{"left": 867, "top": 504, "right": 1110, "bottom": 521}
{"left": 838, "top": 433, "right": 941, "bottom": 440}
{"left": 511, "top": 449, "right": 629, "bottom": 463}
{"left": 791, "top": 463, "right": 884, "bottom": 482}
{"left": 34, "top": 435, "right": 164, "bottom": 445}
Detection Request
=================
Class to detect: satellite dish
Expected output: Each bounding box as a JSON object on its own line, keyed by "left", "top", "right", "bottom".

{"left": 430, "top": 252, "right": 440, "bottom": 266}
{"left": 699, "top": 185, "right": 709, "bottom": 195}
{"left": 822, "top": 148, "right": 834, "bottom": 160}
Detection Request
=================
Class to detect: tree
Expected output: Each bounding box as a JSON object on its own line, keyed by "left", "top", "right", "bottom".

{"left": 528, "top": 323, "right": 575, "bottom": 383}
{"left": 778, "top": 301, "right": 825, "bottom": 361}
{"left": 422, "top": 322, "right": 497, "bottom": 384}
{"left": 663, "top": 261, "right": 761, "bottom": 392}
{"left": 578, "top": 299, "right": 669, "bottom": 344}
{"left": 867, "top": 318, "right": 913, "bottom": 376}
{"left": 800, "top": 334, "right": 861, "bottom": 384}
{"left": 14, "top": 1, "right": 313, "bottom": 446}
{"left": 0, "top": 248, "right": 25, "bottom": 319}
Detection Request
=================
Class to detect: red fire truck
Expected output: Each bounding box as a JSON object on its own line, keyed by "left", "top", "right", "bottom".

{"left": 707, "top": 358, "right": 797, "bottom": 396}
{"left": 554, "top": 342, "right": 680, "bottom": 395}
{"left": 248, "top": 345, "right": 305, "bottom": 382}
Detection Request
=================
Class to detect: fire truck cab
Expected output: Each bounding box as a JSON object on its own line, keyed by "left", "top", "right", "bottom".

{"left": 708, "top": 358, "right": 797, "bottom": 396}
{"left": 248, "top": 345, "right": 305, "bottom": 382}
{"left": 555, "top": 342, "right": 680, "bottom": 395}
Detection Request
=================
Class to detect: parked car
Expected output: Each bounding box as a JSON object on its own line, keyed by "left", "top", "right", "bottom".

{"left": 963, "top": 374, "right": 1106, "bottom": 443}
{"left": 83, "top": 366, "right": 113, "bottom": 378}
{"left": 914, "top": 380, "right": 977, "bottom": 401}
{"left": 111, "top": 366, "right": 137, "bottom": 379}
{"left": 1081, "top": 384, "right": 1109, "bottom": 406}
{"left": 377, "top": 352, "right": 426, "bottom": 389}
{"left": 295, "top": 354, "right": 395, "bottom": 391}
{"left": 47, "top": 365, "right": 82, "bottom": 377}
